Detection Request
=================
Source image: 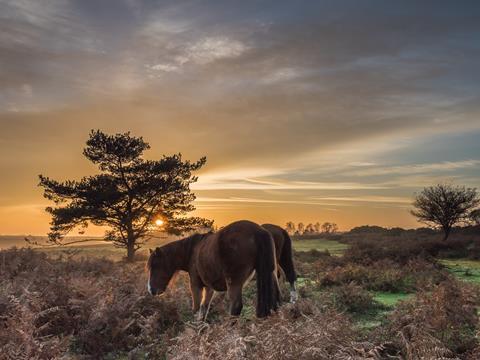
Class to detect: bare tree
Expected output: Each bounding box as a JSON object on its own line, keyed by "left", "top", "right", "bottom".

{"left": 411, "top": 184, "right": 479, "bottom": 241}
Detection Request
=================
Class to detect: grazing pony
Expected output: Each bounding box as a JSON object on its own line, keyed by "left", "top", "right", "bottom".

{"left": 262, "top": 224, "right": 298, "bottom": 303}
{"left": 147, "top": 220, "right": 280, "bottom": 320}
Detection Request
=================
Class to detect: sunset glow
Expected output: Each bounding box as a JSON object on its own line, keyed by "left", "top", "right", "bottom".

{"left": 0, "top": 1, "right": 479, "bottom": 236}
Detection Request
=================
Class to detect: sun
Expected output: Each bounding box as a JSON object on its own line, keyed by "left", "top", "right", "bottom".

{"left": 155, "top": 219, "right": 164, "bottom": 227}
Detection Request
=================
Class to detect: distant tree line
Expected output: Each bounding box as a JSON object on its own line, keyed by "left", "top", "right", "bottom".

{"left": 284, "top": 184, "right": 480, "bottom": 242}
{"left": 347, "top": 184, "right": 480, "bottom": 241}
{"left": 285, "top": 221, "right": 338, "bottom": 236}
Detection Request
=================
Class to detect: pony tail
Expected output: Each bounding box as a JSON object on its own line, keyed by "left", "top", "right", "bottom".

{"left": 280, "top": 229, "right": 297, "bottom": 285}
{"left": 255, "top": 230, "right": 278, "bottom": 317}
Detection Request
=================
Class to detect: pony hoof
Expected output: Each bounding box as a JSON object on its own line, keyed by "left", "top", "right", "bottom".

{"left": 194, "top": 311, "right": 205, "bottom": 322}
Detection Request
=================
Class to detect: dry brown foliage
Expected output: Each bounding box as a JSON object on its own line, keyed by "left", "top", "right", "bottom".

{"left": 319, "top": 258, "right": 449, "bottom": 293}
{"left": 0, "top": 248, "right": 189, "bottom": 359}
{"left": 386, "top": 279, "right": 479, "bottom": 358}
{"left": 168, "top": 300, "right": 399, "bottom": 360}
{"left": 1, "top": 245, "right": 480, "bottom": 359}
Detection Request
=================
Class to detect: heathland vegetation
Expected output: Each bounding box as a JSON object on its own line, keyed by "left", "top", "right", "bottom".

{"left": 2, "top": 224, "right": 480, "bottom": 359}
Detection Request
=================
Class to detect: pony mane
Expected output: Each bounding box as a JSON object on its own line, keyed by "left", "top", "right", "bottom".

{"left": 146, "top": 232, "right": 210, "bottom": 271}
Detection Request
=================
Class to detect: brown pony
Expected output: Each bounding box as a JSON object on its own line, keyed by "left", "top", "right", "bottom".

{"left": 147, "top": 220, "right": 280, "bottom": 319}
{"left": 262, "top": 224, "right": 298, "bottom": 303}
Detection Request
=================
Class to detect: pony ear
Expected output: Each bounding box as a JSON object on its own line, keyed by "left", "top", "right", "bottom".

{"left": 149, "top": 248, "right": 153, "bottom": 255}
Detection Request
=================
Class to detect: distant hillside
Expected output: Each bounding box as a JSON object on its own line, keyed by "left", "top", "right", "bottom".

{"left": 0, "top": 235, "right": 104, "bottom": 249}
{"left": 0, "top": 231, "right": 173, "bottom": 250}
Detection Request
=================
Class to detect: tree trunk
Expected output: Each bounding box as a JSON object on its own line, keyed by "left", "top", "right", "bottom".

{"left": 126, "top": 227, "right": 136, "bottom": 262}
{"left": 126, "top": 241, "right": 136, "bottom": 262}
{"left": 443, "top": 226, "right": 451, "bottom": 241}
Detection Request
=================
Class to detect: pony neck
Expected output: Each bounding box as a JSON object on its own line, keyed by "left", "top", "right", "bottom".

{"left": 167, "top": 234, "right": 202, "bottom": 271}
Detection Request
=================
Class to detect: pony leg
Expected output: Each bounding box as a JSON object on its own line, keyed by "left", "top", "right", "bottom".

{"left": 273, "top": 270, "right": 281, "bottom": 308}
{"left": 199, "top": 287, "right": 215, "bottom": 321}
{"left": 289, "top": 283, "right": 298, "bottom": 303}
{"left": 190, "top": 282, "right": 202, "bottom": 316}
{"left": 279, "top": 258, "right": 297, "bottom": 303}
{"left": 226, "top": 283, "right": 243, "bottom": 316}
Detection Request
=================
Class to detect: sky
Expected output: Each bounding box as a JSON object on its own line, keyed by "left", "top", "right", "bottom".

{"left": 0, "top": 0, "right": 480, "bottom": 235}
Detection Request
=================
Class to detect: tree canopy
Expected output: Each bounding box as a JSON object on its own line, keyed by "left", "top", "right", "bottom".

{"left": 39, "top": 130, "right": 212, "bottom": 260}
{"left": 471, "top": 209, "right": 480, "bottom": 226}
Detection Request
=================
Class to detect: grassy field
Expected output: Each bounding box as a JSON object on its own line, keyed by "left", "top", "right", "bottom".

{"left": 292, "top": 238, "right": 348, "bottom": 254}
{"left": 31, "top": 237, "right": 173, "bottom": 260}
{"left": 440, "top": 258, "right": 480, "bottom": 283}
{"left": 24, "top": 236, "right": 349, "bottom": 260}
{"left": 373, "top": 291, "right": 412, "bottom": 307}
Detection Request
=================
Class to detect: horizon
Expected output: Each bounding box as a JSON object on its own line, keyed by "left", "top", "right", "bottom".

{"left": 1, "top": 1, "right": 480, "bottom": 236}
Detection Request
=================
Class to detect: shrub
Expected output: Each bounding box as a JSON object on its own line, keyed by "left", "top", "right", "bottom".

{"left": 293, "top": 249, "right": 342, "bottom": 279}
{"left": 294, "top": 249, "right": 333, "bottom": 263}
{"left": 343, "top": 237, "right": 447, "bottom": 265}
{"left": 319, "top": 259, "right": 449, "bottom": 293}
{"left": 320, "top": 283, "right": 385, "bottom": 315}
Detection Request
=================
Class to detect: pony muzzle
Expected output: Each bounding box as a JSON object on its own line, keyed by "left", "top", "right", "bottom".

{"left": 147, "top": 281, "right": 165, "bottom": 296}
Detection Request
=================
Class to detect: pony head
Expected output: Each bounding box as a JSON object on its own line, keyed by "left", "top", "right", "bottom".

{"left": 146, "top": 247, "right": 176, "bottom": 296}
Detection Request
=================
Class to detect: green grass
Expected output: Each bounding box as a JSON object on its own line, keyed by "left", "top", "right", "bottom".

{"left": 373, "top": 292, "right": 412, "bottom": 307}
{"left": 293, "top": 238, "right": 348, "bottom": 255}
{"left": 440, "top": 259, "right": 480, "bottom": 283}
{"left": 356, "top": 292, "right": 412, "bottom": 330}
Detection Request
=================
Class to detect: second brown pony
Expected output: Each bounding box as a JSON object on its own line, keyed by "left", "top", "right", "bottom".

{"left": 147, "top": 220, "right": 279, "bottom": 318}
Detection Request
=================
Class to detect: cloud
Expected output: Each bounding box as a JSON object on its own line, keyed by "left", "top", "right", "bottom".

{"left": 346, "top": 160, "right": 480, "bottom": 177}
{"left": 148, "top": 63, "right": 180, "bottom": 73}
{"left": 311, "top": 196, "right": 412, "bottom": 204}
{"left": 195, "top": 196, "right": 344, "bottom": 211}
{"left": 193, "top": 168, "right": 390, "bottom": 191}
{"left": 260, "top": 67, "right": 302, "bottom": 84}
{"left": 148, "top": 36, "right": 248, "bottom": 73}
{"left": 186, "top": 37, "right": 248, "bottom": 64}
